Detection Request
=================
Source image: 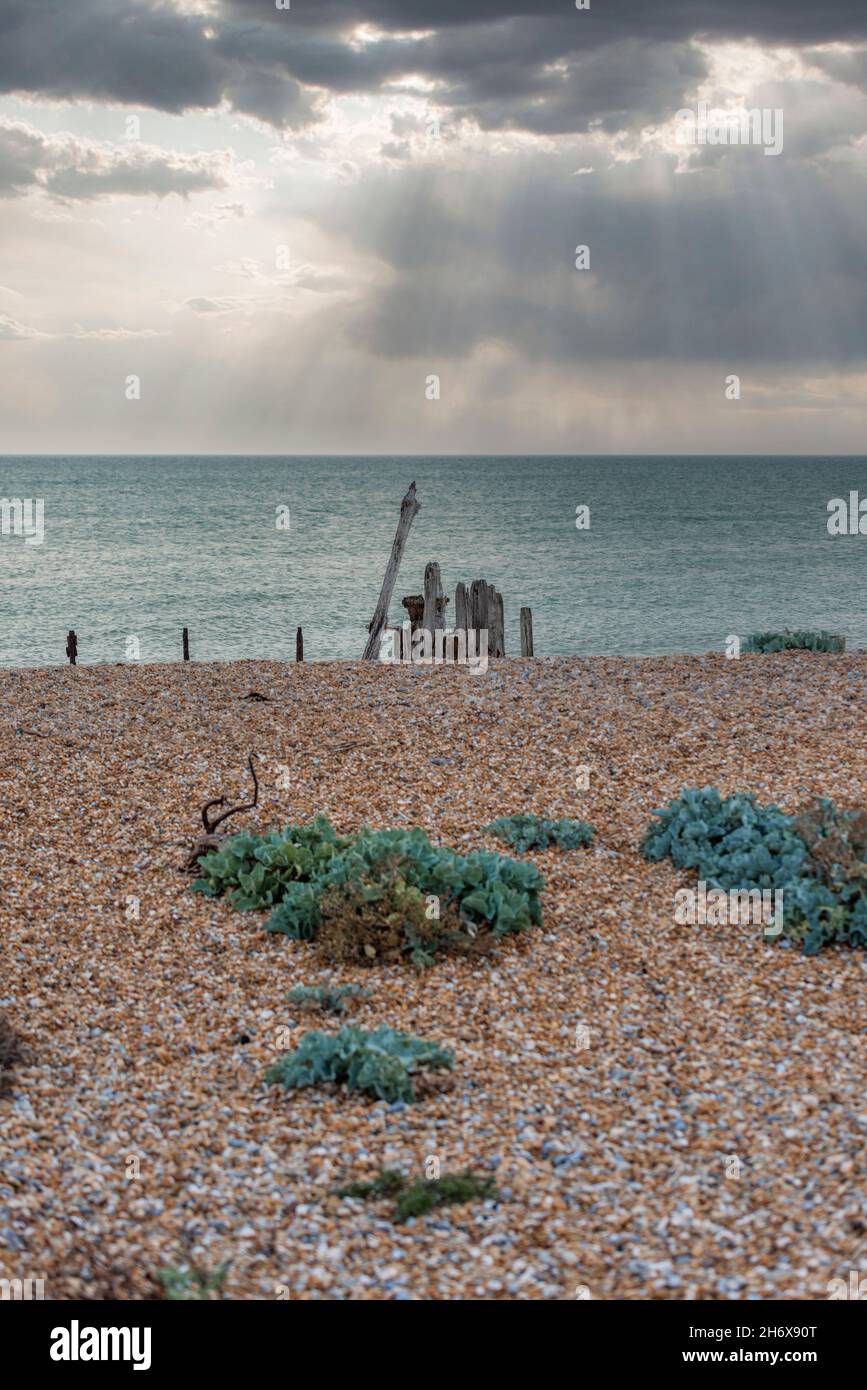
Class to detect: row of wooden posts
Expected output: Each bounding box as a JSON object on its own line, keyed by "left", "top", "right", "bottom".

{"left": 61, "top": 606, "right": 532, "bottom": 666}
{"left": 61, "top": 482, "right": 534, "bottom": 666}
{"left": 397, "top": 567, "right": 534, "bottom": 658}
{"left": 63, "top": 625, "right": 306, "bottom": 665}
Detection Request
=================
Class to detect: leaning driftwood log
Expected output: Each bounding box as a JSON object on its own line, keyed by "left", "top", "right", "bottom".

{"left": 362, "top": 481, "right": 420, "bottom": 659}
{"left": 184, "top": 755, "right": 259, "bottom": 870}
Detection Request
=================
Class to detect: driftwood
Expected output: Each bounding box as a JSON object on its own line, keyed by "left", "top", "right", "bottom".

{"left": 422, "top": 561, "right": 440, "bottom": 636}
{"left": 469, "top": 580, "right": 487, "bottom": 635}
{"left": 362, "top": 482, "right": 420, "bottom": 659}
{"left": 454, "top": 583, "right": 469, "bottom": 632}
{"left": 183, "top": 755, "right": 260, "bottom": 870}
{"left": 490, "top": 589, "right": 505, "bottom": 658}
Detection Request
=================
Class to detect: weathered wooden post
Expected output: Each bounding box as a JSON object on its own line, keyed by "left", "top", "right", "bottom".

{"left": 182, "top": 627, "right": 190, "bottom": 662}
{"left": 296, "top": 626, "right": 304, "bottom": 662}
{"left": 422, "top": 562, "right": 441, "bottom": 639}
{"left": 362, "top": 482, "right": 420, "bottom": 660}
{"left": 491, "top": 590, "right": 505, "bottom": 658}
{"left": 470, "top": 579, "right": 490, "bottom": 636}
{"left": 66, "top": 630, "right": 77, "bottom": 666}
{"left": 455, "top": 582, "right": 469, "bottom": 633}
{"left": 520, "top": 607, "right": 534, "bottom": 657}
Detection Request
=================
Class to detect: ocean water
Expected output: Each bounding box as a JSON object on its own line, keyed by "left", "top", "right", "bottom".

{"left": 0, "top": 455, "right": 865, "bottom": 667}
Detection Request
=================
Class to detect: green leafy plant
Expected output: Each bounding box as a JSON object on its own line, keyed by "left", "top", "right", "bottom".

{"left": 393, "top": 1173, "right": 498, "bottom": 1224}
{"left": 265, "top": 1025, "right": 454, "bottom": 1103}
{"left": 288, "top": 984, "right": 371, "bottom": 1014}
{"left": 641, "top": 787, "right": 867, "bottom": 954}
{"left": 640, "top": 786, "right": 806, "bottom": 893}
{"left": 743, "top": 629, "right": 845, "bottom": 653}
{"left": 485, "top": 813, "right": 594, "bottom": 853}
{"left": 313, "top": 860, "right": 498, "bottom": 968}
{"left": 784, "top": 801, "right": 867, "bottom": 954}
{"left": 191, "top": 815, "right": 350, "bottom": 910}
{"left": 333, "top": 1168, "right": 497, "bottom": 1223}
{"left": 334, "top": 1169, "right": 407, "bottom": 1200}
{"left": 265, "top": 881, "right": 323, "bottom": 940}
{"left": 195, "top": 816, "right": 544, "bottom": 967}
{"left": 316, "top": 827, "right": 543, "bottom": 952}
{"left": 157, "top": 1262, "right": 230, "bottom": 1301}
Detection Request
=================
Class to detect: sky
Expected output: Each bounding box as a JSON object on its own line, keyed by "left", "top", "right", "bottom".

{"left": 1, "top": 0, "right": 867, "bottom": 454}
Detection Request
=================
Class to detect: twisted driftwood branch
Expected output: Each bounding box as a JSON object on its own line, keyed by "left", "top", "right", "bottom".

{"left": 202, "top": 755, "right": 259, "bottom": 834}
{"left": 184, "top": 755, "right": 259, "bottom": 870}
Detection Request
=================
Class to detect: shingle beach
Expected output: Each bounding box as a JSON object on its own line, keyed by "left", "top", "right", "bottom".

{"left": 1, "top": 654, "right": 865, "bottom": 1301}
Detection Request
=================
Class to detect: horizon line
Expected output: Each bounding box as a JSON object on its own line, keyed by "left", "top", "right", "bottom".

{"left": 2, "top": 452, "right": 867, "bottom": 460}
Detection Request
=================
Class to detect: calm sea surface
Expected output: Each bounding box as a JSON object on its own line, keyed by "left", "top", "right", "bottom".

{"left": 0, "top": 456, "right": 865, "bottom": 667}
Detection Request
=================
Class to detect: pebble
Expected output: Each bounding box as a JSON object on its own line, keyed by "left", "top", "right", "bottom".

{"left": 0, "top": 654, "right": 864, "bottom": 1300}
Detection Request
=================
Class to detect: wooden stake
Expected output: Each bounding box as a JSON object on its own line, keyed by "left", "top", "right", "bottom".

{"left": 491, "top": 590, "right": 505, "bottom": 658}
{"left": 182, "top": 627, "right": 190, "bottom": 662}
{"left": 520, "top": 607, "right": 534, "bottom": 657}
{"left": 454, "top": 582, "right": 469, "bottom": 633}
{"left": 66, "top": 630, "right": 77, "bottom": 666}
{"left": 469, "top": 579, "right": 489, "bottom": 636}
{"left": 422, "top": 561, "right": 443, "bottom": 637}
{"left": 362, "top": 482, "right": 420, "bottom": 660}
{"left": 296, "top": 626, "right": 304, "bottom": 662}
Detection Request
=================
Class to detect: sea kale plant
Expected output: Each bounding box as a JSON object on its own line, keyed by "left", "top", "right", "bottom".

{"left": 640, "top": 787, "right": 807, "bottom": 894}
{"left": 743, "top": 629, "right": 845, "bottom": 653}
{"left": 485, "top": 813, "right": 594, "bottom": 853}
{"left": 194, "top": 819, "right": 544, "bottom": 967}
{"left": 642, "top": 786, "right": 867, "bottom": 954}
{"left": 288, "top": 984, "right": 371, "bottom": 1015}
{"left": 784, "top": 801, "right": 867, "bottom": 953}
{"left": 265, "top": 1025, "right": 454, "bottom": 1104}
{"left": 192, "top": 814, "right": 349, "bottom": 910}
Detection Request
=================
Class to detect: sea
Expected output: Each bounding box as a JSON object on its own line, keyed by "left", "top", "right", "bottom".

{"left": 0, "top": 455, "right": 865, "bottom": 667}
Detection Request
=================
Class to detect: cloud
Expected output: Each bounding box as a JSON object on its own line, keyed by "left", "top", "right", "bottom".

{"left": 184, "top": 295, "right": 239, "bottom": 314}
{"left": 0, "top": 119, "right": 237, "bottom": 200}
{"left": 309, "top": 145, "right": 867, "bottom": 368}
{"left": 1, "top": 1, "right": 865, "bottom": 137}
{"left": 0, "top": 311, "right": 167, "bottom": 341}
{"left": 0, "top": 312, "right": 48, "bottom": 339}
{"left": 70, "top": 325, "right": 168, "bottom": 339}
{"left": 184, "top": 200, "right": 249, "bottom": 231}
{"left": 182, "top": 262, "right": 351, "bottom": 316}
{"left": 4, "top": 1, "right": 867, "bottom": 452}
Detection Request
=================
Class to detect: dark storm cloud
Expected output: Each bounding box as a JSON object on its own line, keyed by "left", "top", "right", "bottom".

{"left": 221, "top": 0, "right": 867, "bottom": 47}
{"left": 313, "top": 158, "right": 867, "bottom": 366}
{"left": 1, "top": 1, "right": 866, "bottom": 132}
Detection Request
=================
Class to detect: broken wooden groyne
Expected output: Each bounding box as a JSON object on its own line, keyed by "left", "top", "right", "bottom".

{"left": 362, "top": 481, "right": 534, "bottom": 660}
